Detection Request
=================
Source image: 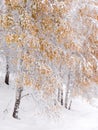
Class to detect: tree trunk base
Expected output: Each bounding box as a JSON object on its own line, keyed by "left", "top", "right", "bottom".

{"left": 13, "top": 87, "right": 23, "bottom": 119}
{"left": 5, "top": 72, "right": 9, "bottom": 85}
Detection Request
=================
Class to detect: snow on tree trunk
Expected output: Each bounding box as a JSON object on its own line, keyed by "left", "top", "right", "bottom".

{"left": 5, "top": 49, "right": 10, "bottom": 85}
{"left": 5, "top": 64, "right": 9, "bottom": 85}
{"left": 68, "top": 100, "right": 72, "bottom": 110}
{"left": 58, "top": 88, "right": 61, "bottom": 102}
{"left": 58, "top": 88, "right": 63, "bottom": 106}
{"left": 65, "top": 71, "right": 71, "bottom": 109}
{"left": 13, "top": 47, "right": 24, "bottom": 119}
{"left": 13, "top": 86, "right": 23, "bottom": 119}
{"left": 61, "top": 89, "right": 63, "bottom": 106}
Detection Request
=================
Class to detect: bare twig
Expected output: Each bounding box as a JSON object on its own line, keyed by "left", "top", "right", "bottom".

{"left": 21, "top": 93, "right": 29, "bottom": 99}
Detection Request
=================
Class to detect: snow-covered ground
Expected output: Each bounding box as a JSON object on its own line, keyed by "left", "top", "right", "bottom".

{"left": 0, "top": 83, "right": 98, "bottom": 130}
